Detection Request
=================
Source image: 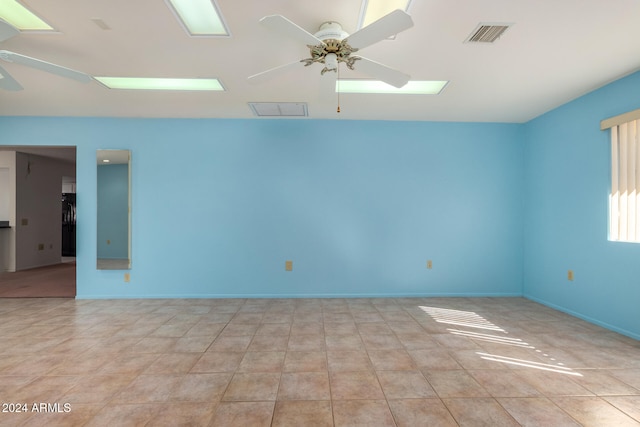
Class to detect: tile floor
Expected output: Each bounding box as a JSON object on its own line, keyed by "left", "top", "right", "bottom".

{"left": 0, "top": 297, "right": 639, "bottom": 426}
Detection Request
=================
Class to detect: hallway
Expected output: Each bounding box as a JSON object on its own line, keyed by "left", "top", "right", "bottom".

{"left": 0, "top": 261, "right": 75, "bottom": 298}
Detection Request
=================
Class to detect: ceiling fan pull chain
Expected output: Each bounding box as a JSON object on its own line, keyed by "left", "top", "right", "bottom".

{"left": 337, "top": 64, "right": 341, "bottom": 113}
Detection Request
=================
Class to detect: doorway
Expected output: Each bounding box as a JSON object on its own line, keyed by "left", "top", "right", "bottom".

{"left": 0, "top": 146, "right": 77, "bottom": 297}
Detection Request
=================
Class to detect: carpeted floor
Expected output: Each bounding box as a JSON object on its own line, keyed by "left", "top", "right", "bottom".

{"left": 0, "top": 261, "right": 76, "bottom": 298}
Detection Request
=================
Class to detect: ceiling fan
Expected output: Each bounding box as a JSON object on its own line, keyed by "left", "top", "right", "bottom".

{"left": 0, "top": 19, "right": 92, "bottom": 91}
{"left": 248, "top": 9, "right": 414, "bottom": 89}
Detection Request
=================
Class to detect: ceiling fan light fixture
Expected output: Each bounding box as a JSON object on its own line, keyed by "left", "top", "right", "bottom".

{"left": 358, "top": 0, "right": 412, "bottom": 30}
{"left": 337, "top": 80, "right": 447, "bottom": 94}
{"left": 165, "top": 0, "right": 229, "bottom": 36}
{"left": 95, "top": 77, "right": 225, "bottom": 91}
{"left": 0, "top": 0, "right": 54, "bottom": 31}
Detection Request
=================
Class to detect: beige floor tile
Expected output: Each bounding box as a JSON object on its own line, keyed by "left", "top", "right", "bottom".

{"left": 61, "top": 374, "right": 135, "bottom": 404}
{"left": 443, "top": 397, "right": 521, "bottom": 426}
{"left": 219, "top": 322, "right": 260, "bottom": 336}
{"left": 255, "top": 323, "right": 292, "bottom": 336}
{"left": 327, "top": 350, "right": 373, "bottom": 372}
{"left": 368, "top": 349, "right": 417, "bottom": 371}
{"left": 552, "top": 396, "right": 640, "bottom": 426}
{"left": 388, "top": 398, "right": 458, "bottom": 427}
{"left": 111, "top": 374, "right": 182, "bottom": 404}
{"left": 210, "top": 401, "right": 274, "bottom": 427}
{"left": 84, "top": 403, "right": 161, "bottom": 427}
{"left": 190, "top": 351, "right": 244, "bottom": 373}
{"left": 170, "top": 373, "right": 232, "bottom": 402}
{"left": 423, "top": 369, "right": 491, "bottom": 398}
{"left": 333, "top": 400, "right": 395, "bottom": 427}
{"left": 291, "top": 321, "right": 324, "bottom": 335}
{"left": 146, "top": 402, "right": 217, "bottom": 426}
{"left": 272, "top": 400, "right": 333, "bottom": 427}
{"left": 11, "top": 375, "right": 80, "bottom": 403}
{"left": 222, "top": 372, "right": 281, "bottom": 401}
{"left": 361, "top": 333, "right": 404, "bottom": 350}
{"left": 324, "top": 321, "right": 358, "bottom": 336}
{"left": 150, "top": 322, "right": 192, "bottom": 337}
{"left": 395, "top": 332, "right": 440, "bottom": 350}
{"left": 283, "top": 351, "right": 328, "bottom": 372}
{"left": 610, "top": 369, "right": 640, "bottom": 390}
{"left": 19, "top": 403, "right": 103, "bottom": 427}
{"left": 287, "top": 334, "right": 326, "bottom": 351}
{"left": 605, "top": 396, "right": 640, "bottom": 422}
{"left": 237, "top": 351, "right": 286, "bottom": 373}
{"left": 574, "top": 369, "right": 640, "bottom": 395}
{"left": 47, "top": 353, "right": 113, "bottom": 375}
{"left": 377, "top": 370, "right": 436, "bottom": 399}
{"left": 357, "top": 322, "right": 394, "bottom": 335}
{"left": 184, "top": 322, "right": 226, "bottom": 337}
{"left": 249, "top": 334, "right": 289, "bottom": 351}
{"left": 207, "top": 334, "right": 253, "bottom": 352}
{"left": 143, "top": 352, "right": 201, "bottom": 374}
{"left": 498, "top": 397, "right": 582, "bottom": 426}
{"left": 171, "top": 335, "right": 216, "bottom": 352}
{"left": 514, "top": 369, "right": 594, "bottom": 396}
{"left": 409, "top": 348, "right": 462, "bottom": 370}
{"left": 129, "top": 336, "right": 178, "bottom": 353}
{"left": 278, "top": 372, "right": 331, "bottom": 400}
{"left": 329, "top": 370, "right": 385, "bottom": 400}
{"left": 469, "top": 369, "right": 541, "bottom": 397}
{"left": 325, "top": 334, "right": 365, "bottom": 350}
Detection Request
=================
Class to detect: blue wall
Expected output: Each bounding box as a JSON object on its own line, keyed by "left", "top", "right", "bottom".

{"left": 523, "top": 71, "right": 640, "bottom": 339}
{"left": 0, "top": 118, "right": 523, "bottom": 299}
{"left": 97, "top": 163, "right": 129, "bottom": 259}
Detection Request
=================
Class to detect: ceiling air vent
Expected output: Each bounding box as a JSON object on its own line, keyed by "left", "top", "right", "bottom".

{"left": 465, "top": 23, "right": 512, "bottom": 43}
{"left": 249, "top": 102, "right": 308, "bottom": 117}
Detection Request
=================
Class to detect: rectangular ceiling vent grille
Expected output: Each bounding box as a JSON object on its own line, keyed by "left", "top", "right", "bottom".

{"left": 249, "top": 102, "right": 308, "bottom": 117}
{"left": 466, "top": 24, "right": 511, "bottom": 43}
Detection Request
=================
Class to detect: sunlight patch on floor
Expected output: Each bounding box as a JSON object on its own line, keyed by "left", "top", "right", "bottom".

{"left": 420, "top": 305, "right": 582, "bottom": 377}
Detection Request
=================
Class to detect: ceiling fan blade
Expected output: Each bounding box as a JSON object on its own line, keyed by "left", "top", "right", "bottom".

{"left": 0, "top": 50, "right": 93, "bottom": 83}
{"left": 260, "top": 15, "right": 324, "bottom": 46}
{"left": 248, "top": 60, "right": 305, "bottom": 84}
{"left": 0, "top": 19, "right": 19, "bottom": 43}
{"left": 352, "top": 56, "right": 410, "bottom": 88}
{"left": 346, "top": 9, "right": 413, "bottom": 50}
{"left": 0, "top": 64, "right": 23, "bottom": 91}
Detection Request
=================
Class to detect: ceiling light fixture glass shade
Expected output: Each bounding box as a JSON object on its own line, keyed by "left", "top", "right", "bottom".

{"left": 337, "top": 80, "right": 447, "bottom": 94}
{"left": 358, "top": 0, "right": 412, "bottom": 29}
{"left": 95, "top": 77, "right": 225, "bottom": 91}
{"left": 0, "top": 0, "right": 54, "bottom": 30}
{"left": 165, "top": 0, "right": 229, "bottom": 36}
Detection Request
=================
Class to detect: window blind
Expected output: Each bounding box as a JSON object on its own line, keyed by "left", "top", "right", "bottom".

{"left": 609, "top": 119, "right": 640, "bottom": 242}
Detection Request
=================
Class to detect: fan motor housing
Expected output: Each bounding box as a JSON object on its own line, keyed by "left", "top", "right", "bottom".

{"left": 304, "top": 21, "right": 359, "bottom": 72}
{"left": 314, "top": 21, "right": 348, "bottom": 41}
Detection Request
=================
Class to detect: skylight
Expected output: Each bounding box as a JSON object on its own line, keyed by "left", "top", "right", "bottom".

{"left": 95, "top": 77, "right": 225, "bottom": 91}
{"left": 337, "top": 80, "right": 447, "bottom": 95}
{"left": 165, "top": 0, "right": 229, "bottom": 36}
{"left": 358, "top": 0, "right": 412, "bottom": 29}
{"left": 0, "top": 0, "right": 54, "bottom": 31}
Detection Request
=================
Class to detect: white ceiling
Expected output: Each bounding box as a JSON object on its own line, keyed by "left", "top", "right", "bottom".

{"left": 1, "top": 0, "right": 640, "bottom": 123}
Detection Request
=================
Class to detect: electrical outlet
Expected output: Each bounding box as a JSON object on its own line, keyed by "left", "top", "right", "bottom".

{"left": 567, "top": 270, "right": 574, "bottom": 281}
{"left": 124, "top": 273, "right": 130, "bottom": 283}
{"left": 285, "top": 260, "right": 293, "bottom": 271}
{"left": 426, "top": 260, "right": 433, "bottom": 269}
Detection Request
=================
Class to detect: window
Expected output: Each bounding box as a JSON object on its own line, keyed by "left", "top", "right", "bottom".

{"left": 608, "top": 118, "right": 640, "bottom": 242}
